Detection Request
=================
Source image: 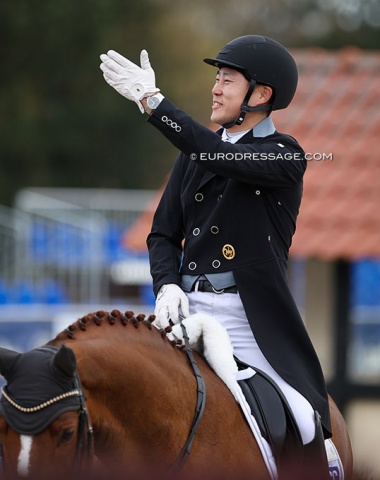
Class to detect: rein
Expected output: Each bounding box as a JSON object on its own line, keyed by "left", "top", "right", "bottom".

{"left": 167, "top": 321, "right": 207, "bottom": 474}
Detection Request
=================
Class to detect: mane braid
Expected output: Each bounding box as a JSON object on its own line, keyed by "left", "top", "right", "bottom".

{"left": 50, "top": 310, "right": 157, "bottom": 341}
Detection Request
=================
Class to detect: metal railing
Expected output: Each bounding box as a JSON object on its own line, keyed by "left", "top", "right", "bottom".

{"left": 0, "top": 188, "right": 156, "bottom": 305}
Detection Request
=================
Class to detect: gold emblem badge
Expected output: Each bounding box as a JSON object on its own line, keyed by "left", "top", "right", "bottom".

{"left": 222, "top": 244, "right": 235, "bottom": 260}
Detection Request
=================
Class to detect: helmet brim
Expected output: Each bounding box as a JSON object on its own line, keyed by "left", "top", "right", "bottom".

{"left": 203, "top": 57, "right": 249, "bottom": 77}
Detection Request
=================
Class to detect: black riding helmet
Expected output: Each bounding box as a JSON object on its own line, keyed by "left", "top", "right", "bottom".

{"left": 204, "top": 35, "right": 298, "bottom": 128}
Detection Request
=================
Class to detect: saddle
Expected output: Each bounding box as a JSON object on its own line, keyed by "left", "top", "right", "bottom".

{"left": 235, "top": 357, "right": 303, "bottom": 465}
{"left": 235, "top": 357, "right": 331, "bottom": 480}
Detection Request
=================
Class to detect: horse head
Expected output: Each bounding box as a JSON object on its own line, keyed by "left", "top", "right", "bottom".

{"left": 0, "top": 345, "right": 92, "bottom": 479}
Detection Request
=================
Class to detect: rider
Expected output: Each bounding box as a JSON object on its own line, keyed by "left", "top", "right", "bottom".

{"left": 100, "top": 35, "right": 331, "bottom": 477}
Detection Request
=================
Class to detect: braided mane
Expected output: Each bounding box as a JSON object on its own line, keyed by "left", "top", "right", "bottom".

{"left": 52, "top": 310, "right": 157, "bottom": 341}
{"left": 49, "top": 310, "right": 184, "bottom": 349}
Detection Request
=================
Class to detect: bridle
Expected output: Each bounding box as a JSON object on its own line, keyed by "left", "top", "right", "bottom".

{"left": 72, "top": 369, "right": 94, "bottom": 465}
{"left": 0, "top": 346, "right": 94, "bottom": 468}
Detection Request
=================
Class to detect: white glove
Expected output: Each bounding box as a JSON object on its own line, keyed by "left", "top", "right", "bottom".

{"left": 99, "top": 49, "right": 159, "bottom": 113}
{"left": 154, "top": 284, "right": 190, "bottom": 330}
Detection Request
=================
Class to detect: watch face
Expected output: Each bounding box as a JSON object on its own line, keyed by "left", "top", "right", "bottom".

{"left": 148, "top": 96, "right": 160, "bottom": 109}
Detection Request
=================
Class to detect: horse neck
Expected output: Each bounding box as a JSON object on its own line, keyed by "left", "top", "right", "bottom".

{"left": 51, "top": 322, "right": 198, "bottom": 461}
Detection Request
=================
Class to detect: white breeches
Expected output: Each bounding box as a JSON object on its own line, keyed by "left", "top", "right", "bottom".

{"left": 186, "top": 290, "right": 316, "bottom": 445}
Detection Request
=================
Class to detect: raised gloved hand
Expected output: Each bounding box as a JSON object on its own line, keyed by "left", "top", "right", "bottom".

{"left": 99, "top": 49, "right": 159, "bottom": 113}
{"left": 154, "top": 284, "right": 190, "bottom": 330}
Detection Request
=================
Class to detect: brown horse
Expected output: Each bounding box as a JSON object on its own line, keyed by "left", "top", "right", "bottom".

{"left": 0, "top": 310, "right": 353, "bottom": 480}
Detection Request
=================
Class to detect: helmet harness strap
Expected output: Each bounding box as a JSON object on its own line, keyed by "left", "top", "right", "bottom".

{"left": 222, "top": 78, "right": 272, "bottom": 130}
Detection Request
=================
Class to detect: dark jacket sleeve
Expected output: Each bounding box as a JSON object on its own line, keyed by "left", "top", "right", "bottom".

{"left": 147, "top": 98, "right": 306, "bottom": 188}
{"left": 146, "top": 153, "right": 185, "bottom": 296}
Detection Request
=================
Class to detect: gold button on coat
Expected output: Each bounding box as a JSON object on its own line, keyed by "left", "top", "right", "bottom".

{"left": 222, "top": 244, "right": 235, "bottom": 260}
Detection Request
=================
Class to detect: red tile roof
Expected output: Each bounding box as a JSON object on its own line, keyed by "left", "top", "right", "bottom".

{"left": 273, "top": 47, "right": 380, "bottom": 259}
{"left": 124, "top": 47, "right": 380, "bottom": 260}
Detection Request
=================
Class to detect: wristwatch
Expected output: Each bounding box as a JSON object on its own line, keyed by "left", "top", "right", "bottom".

{"left": 145, "top": 93, "right": 164, "bottom": 115}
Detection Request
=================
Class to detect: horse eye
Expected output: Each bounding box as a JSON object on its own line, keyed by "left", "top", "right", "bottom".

{"left": 58, "top": 429, "right": 75, "bottom": 446}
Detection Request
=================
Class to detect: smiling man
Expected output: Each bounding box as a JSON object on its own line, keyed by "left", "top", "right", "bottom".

{"left": 100, "top": 35, "right": 332, "bottom": 478}
{"left": 210, "top": 67, "right": 272, "bottom": 131}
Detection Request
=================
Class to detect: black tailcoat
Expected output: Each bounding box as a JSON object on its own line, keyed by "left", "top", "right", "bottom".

{"left": 146, "top": 99, "right": 332, "bottom": 437}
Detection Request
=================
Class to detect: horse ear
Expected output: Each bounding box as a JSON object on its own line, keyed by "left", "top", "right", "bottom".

{"left": 52, "top": 345, "right": 77, "bottom": 378}
{"left": 0, "top": 348, "right": 21, "bottom": 380}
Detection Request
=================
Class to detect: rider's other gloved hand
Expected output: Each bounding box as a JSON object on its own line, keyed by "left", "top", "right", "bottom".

{"left": 154, "top": 284, "right": 190, "bottom": 330}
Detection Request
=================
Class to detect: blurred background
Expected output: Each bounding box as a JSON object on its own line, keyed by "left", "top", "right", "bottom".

{"left": 1, "top": 0, "right": 380, "bottom": 476}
